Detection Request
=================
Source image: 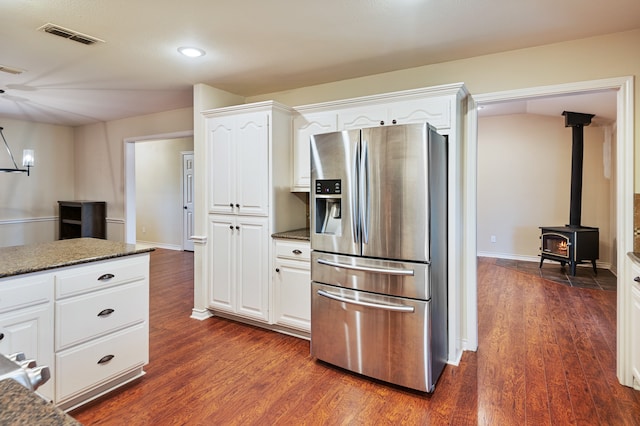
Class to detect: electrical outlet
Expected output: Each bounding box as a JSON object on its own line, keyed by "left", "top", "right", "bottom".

{"left": 490, "top": 235, "right": 496, "bottom": 243}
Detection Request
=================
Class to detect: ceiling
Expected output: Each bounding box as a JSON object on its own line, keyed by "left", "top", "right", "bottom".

{"left": 1, "top": 0, "right": 638, "bottom": 127}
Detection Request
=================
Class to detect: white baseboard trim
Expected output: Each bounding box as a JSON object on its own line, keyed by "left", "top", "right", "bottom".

{"left": 478, "top": 251, "right": 612, "bottom": 271}
{"left": 135, "top": 240, "right": 182, "bottom": 251}
{"left": 191, "top": 308, "right": 213, "bottom": 321}
{"left": 0, "top": 216, "right": 56, "bottom": 225}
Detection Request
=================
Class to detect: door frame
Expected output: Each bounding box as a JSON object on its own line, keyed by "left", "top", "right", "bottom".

{"left": 181, "top": 151, "right": 195, "bottom": 251}
{"left": 467, "top": 76, "right": 634, "bottom": 386}
{"left": 124, "top": 130, "right": 194, "bottom": 245}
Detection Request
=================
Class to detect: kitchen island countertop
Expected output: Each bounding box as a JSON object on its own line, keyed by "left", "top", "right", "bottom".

{"left": 0, "top": 379, "right": 81, "bottom": 425}
{"left": 271, "top": 228, "right": 310, "bottom": 241}
{"left": 0, "top": 238, "right": 154, "bottom": 279}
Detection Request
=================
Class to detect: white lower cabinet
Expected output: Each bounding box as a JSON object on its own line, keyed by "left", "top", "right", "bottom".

{"left": 54, "top": 255, "right": 150, "bottom": 410}
{"left": 0, "top": 273, "right": 54, "bottom": 400}
{"left": 631, "top": 262, "right": 640, "bottom": 389}
{"left": 208, "top": 215, "right": 270, "bottom": 322}
{"left": 273, "top": 240, "right": 311, "bottom": 333}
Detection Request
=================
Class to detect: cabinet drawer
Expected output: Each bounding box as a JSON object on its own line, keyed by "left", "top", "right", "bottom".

{"left": 55, "top": 255, "right": 148, "bottom": 299}
{"left": 0, "top": 274, "right": 52, "bottom": 314}
{"left": 56, "top": 324, "right": 147, "bottom": 402}
{"left": 55, "top": 281, "right": 147, "bottom": 350}
{"left": 275, "top": 240, "right": 310, "bottom": 261}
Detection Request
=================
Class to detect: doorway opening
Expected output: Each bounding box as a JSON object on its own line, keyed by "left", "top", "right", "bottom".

{"left": 124, "top": 130, "right": 194, "bottom": 249}
{"left": 470, "top": 76, "right": 634, "bottom": 387}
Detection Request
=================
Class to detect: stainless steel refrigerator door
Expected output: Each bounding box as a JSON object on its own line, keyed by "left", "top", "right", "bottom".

{"left": 360, "top": 124, "right": 432, "bottom": 262}
{"left": 310, "top": 130, "right": 361, "bottom": 256}
{"left": 311, "top": 282, "right": 436, "bottom": 392}
{"left": 311, "top": 251, "right": 430, "bottom": 300}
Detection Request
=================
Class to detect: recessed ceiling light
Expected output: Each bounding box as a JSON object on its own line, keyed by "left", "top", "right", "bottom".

{"left": 178, "top": 47, "right": 205, "bottom": 58}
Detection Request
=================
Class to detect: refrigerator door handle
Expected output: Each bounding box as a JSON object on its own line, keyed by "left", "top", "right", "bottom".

{"left": 351, "top": 140, "right": 360, "bottom": 245}
{"left": 317, "top": 258, "right": 415, "bottom": 276}
{"left": 360, "top": 139, "right": 370, "bottom": 244}
{"left": 317, "top": 289, "right": 415, "bottom": 312}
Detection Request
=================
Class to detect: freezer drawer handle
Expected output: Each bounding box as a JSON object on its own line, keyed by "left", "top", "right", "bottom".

{"left": 317, "top": 289, "right": 415, "bottom": 313}
{"left": 317, "top": 258, "right": 414, "bottom": 276}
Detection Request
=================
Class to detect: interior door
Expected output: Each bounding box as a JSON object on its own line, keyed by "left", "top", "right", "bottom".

{"left": 182, "top": 152, "right": 194, "bottom": 251}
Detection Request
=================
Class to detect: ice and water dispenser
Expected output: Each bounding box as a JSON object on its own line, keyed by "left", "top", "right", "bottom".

{"left": 314, "top": 179, "right": 342, "bottom": 235}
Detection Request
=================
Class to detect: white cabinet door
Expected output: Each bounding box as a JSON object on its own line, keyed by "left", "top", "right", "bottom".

{"left": 236, "top": 113, "right": 269, "bottom": 216}
{"left": 292, "top": 112, "right": 337, "bottom": 191}
{"left": 631, "top": 266, "right": 640, "bottom": 389}
{"left": 207, "top": 112, "right": 269, "bottom": 216}
{"left": 273, "top": 258, "right": 311, "bottom": 332}
{"left": 388, "top": 97, "right": 452, "bottom": 129}
{"left": 0, "top": 273, "right": 54, "bottom": 401}
{"left": 208, "top": 116, "right": 236, "bottom": 214}
{"left": 236, "top": 216, "right": 270, "bottom": 321}
{"left": 208, "top": 215, "right": 270, "bottom": 322}
{"left": 338, "top": 106, "right": 388, "bottom": 130}
{"left": 208, "top": 215, "right": 236, "bottom": 313}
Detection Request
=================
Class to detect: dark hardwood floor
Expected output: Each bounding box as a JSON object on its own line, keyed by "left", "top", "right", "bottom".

{"left": 69, "top": 250, "right": 640, "bottom": 425}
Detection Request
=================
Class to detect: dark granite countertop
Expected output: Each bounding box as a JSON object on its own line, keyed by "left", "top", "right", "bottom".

{"left": 0, "top": 379, "right": 81, "bottom": 425}
{"left": 0, "top": 238, "right": 154, "bottom": 279}
{"left": 271, "top": 228, "right": 310, "bottom": 241}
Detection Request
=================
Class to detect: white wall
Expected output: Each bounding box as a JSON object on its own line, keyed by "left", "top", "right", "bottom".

{"left": 135, "top": 137, "right": 193, "bottom": 249}
{"left": 0, "top": 118, "right": 74, "bottom": 247}
{"left": 477, "top": 113, "right": 611, "bottom": 265}
{"left": 73, "top": 107, "right": 194, "bottom": 241}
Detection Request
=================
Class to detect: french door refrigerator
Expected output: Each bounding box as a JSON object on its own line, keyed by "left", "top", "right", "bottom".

{"left": 310, "top": 122, "right": 448, "bottom": 392}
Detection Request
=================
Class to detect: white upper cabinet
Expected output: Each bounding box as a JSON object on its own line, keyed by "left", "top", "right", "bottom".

{"left": 291, "top": 85, "right": 462, "bottom": 191}
{"left": 292, "top": 111, "right": 337, "bottom": 191}
{"left": 207, "top": 111, "right": 270, "bottom": 216}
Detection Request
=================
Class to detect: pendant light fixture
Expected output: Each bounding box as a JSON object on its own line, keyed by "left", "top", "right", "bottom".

{"left": 0, "top": 126, "right": 34, "bottom": 176}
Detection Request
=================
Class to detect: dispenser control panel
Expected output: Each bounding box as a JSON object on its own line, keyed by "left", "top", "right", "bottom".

{"left": 315, "top": 179, "right": 341, "bottom": 195}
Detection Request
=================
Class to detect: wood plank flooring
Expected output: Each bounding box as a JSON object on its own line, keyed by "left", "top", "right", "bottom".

{"left": 69, "top": 251, "right": 640, "bottom": 425}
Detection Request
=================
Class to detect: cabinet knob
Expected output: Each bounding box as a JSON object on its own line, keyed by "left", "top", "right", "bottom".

{"left": 392, "top": 119, "right": 397, "bottom": 124}
{"left": 229, "top": 203, "right": 234, "bottom": 208}
{"left": 292, "top": 249, "right": 302, "bottom": 255}
{"left": 229, "top": 225, "right": 234, "bottom": 230}
{"left": 0, "top": 333, "right": 4, "bottom": 341}
{"left": 235, "top": 203, "right": 240, "bottom": 208}
{"left": 235, "top": 226, "right": 240, "bottom": 230}
{"left": 275, "top": 268, "right": 280, "bottom": 272}
{"left": 634, "top": 276, "right": 640, "bottom": 283}
{"left": 380, "top": 120, "right": 384, "bottom": 125}
{"left": 184, "top": 206, "right": 187, "bottom": 210}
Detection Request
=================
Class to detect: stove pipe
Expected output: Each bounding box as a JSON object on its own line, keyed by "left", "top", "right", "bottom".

{"left": 562, "top": 111, "right": 595, "bottom": 228}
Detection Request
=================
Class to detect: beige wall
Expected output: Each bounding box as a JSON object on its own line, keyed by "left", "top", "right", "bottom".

{"left": 0, "top": 118, "right": 74, "bottom": 247}
{"left": 135, "top": 137, "right": 193, "bottom": 249}
{"left": 73, "top": 107, "right": 193, "bottom": 241}
{"left": 246, "top": 29, "right": 640, "bottom": 186}
{"left": 477, "top": 113, "right": 611, "bottom": 265}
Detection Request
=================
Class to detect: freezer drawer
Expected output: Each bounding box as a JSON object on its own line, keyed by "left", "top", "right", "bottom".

{"left": 311, "top": 251, "right": 430, "bottom": 300}
{"left": 311, "top": 282, "right": 443, "bottom": 392}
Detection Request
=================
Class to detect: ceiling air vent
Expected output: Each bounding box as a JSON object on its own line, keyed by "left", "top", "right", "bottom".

{"left": 37, "top": 23, "right": 104, "bottom": 45}
{"left": 0, "top": 65, "right": 24, "bottom": 75}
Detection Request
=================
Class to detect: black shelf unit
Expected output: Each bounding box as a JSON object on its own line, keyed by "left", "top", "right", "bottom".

{"left": 58, "top": 201, "right": 106, "bottom": 240}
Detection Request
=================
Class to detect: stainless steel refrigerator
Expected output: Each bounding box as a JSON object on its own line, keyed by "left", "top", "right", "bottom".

{"left": 310, "top": 122, "right": 448, "bottom": 392}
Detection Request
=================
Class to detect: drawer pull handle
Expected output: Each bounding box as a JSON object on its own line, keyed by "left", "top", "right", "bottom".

{"left": 292, "top": 249, "right": 302, "bottom": 255}
{"left": 634, "top": 276, "right": 640, "bottom": 283}
{"left": 0, "top": 333, "right": 4, "bottom": 341}
{"left": 97, "top": 308, "right": 115, "bottom": 317}
{"left": 98, "top": 273, "right": 115, "bottom": 281}
{"left": 97, "top": 354, "right": 115, "bottom": 365}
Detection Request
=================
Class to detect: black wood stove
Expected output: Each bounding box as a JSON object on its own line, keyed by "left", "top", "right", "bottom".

{"left": 539, "top": 111, "right": 599, "bottom": 276}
